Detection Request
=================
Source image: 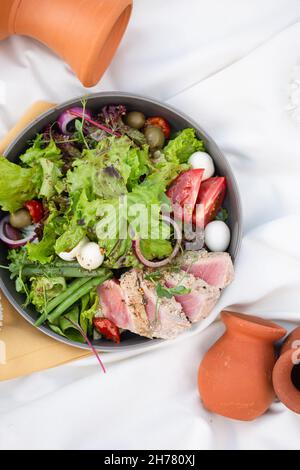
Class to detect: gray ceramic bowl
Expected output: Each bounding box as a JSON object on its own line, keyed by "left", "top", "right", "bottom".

{"left": 0, "top": 92, "right": 242, "bottom": 352}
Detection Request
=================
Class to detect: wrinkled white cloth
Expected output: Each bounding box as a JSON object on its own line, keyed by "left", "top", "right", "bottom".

{"left": 1, "top": 0, "right": 300, "bottom": 450}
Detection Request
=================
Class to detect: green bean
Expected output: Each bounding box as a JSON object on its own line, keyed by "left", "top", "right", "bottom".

{"left": 23, "top": 259, "right": 84, "bottom": 268}
{"left": 47, "top": 274, "right": 111, "bottom": 323}
{"left": 34, "top": 277, "right": 90, "bottom": 327}
{"left": 22, "top": 265, "right": 109, "bottom": 278}
{"left": 53, "top": 260, "right": 84, "bottom": 268}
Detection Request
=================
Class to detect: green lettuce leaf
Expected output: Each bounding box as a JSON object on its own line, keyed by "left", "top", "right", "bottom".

{"left": 106, "top": 138, "right": 150, "bottom": 190}
{"left": 79, "top": 289, "right": 99, "bottom": 334}
{"left": 67, "top": 136, "right": 150, "bottom": 204}
{"left": 29, "top": 276, "right": 66, "bottom": 312}
{"left": 49, "top": 306, "right": 84, "bottom": 343}
{"left": 140, "top": 239, "right": 173, "bottom": 260}
{"left": 20, "top": 136, "right": 62, "bottom": 167}
{"left": 0, "top": 156, "right": 42, "bottom": 212}
{"left": 54, "top": 223, "right": 86, "bottom": 254}
{"left": 27, "top": 204, "right": 67, "bottom": 263}
{"left": 163, "top": 128, "right": 205, "bottom": 163}
{"left": 93, "top": 173, "right": 173, "bottom": 267}
{"left": 27, "top": 224, "right": 57, "bottom": 264}
{"left": 66, "top": 144, "right": 127, "bottom": 205}
{"left": 126, "top": 145, "right": 150, "bottom": 190}
{"left": 39, "top": 158, "right": 63, "bottom": 199}
{"left": 66, "top": 154, "right": 99, "bottom": 205}
{"left": 104, "top": 136, "right": 132, "bottom": 183}
{"left": 93, "top": 166, "right": 127, "bottom": 199}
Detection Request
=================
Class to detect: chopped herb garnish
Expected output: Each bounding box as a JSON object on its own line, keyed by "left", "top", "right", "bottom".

{"left": 144, "top": 271, "right": 162, "bottom": 282}
{"left": 156, "top": 282, "right": 191, "bottom": 299}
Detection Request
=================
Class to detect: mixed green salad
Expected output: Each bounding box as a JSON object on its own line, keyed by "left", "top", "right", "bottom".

{"left": 0, "top": 102, "right": 229, "bottom": 346}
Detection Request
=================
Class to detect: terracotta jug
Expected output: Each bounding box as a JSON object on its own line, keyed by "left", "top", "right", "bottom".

{"left": 272, "top": 326, "right": 300, "bottom": 414}
{"left": 0, "top": 0, "right": 132, "bottom": 87}
{"left": 198, "top": 311, "right": 286, "bottom": 421}
{"left": 280, "top": 326, "right": 300, "bottom": 355}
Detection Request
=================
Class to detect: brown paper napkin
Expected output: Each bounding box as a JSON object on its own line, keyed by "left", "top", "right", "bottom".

{"left": 0, "top": 101, "right": 91, "bottom": 381}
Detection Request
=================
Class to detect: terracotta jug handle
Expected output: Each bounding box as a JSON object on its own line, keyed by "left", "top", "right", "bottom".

{"left": 0, "top": 100, "right": 55, "bottom": 154}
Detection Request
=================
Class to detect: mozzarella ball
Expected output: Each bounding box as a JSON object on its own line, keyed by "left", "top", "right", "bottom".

{"left": 58, "top": 237, "right": 89, "bottom": 261}
{"left": 204, "top": 221, "right": 231, "bottom": 252}
{"left": 76, "top": 242, "right": 104, "bottom": 270}
{"left": 188, "top": 151, "right": 215, "bottom": 180}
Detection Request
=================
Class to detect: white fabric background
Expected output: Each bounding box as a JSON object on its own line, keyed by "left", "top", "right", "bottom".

{"left": 0, "top": 0, "right": 300, "bottom": 450}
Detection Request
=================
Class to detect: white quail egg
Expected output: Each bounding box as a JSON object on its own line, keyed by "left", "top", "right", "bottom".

{"left": 58, "top": 237, "right": 89, "bottom": 261}
{"left": 204, "top": 220, "right": 231, "bottom": 252}
{"left": 188, "top": 151, "right": 215, "bottom": 180}
{"left": 76, "top": 242, "right": 104, "bottom": 270}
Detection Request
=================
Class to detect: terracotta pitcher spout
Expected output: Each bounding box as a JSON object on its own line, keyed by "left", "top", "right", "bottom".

{"left": 0, "top": 0, "right": 132, "bottom": 87}
{"left": 198, "top": 311, "right": 286, "bottom": 421}
{"left": 272, "top": 327, "right": 300, "bottom": 414}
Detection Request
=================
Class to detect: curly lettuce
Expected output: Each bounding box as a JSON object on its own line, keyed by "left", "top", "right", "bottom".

{"left": 29, "top": 276, "right": 66, "bottom": 311}
{"left": 0, "top": 156, "right": 42, "bottom": 212}
{"left": 28, "top": 204, "right": 67, "bottom": 263}
{"left": 67, "top": 136, "right": 150, "bottom": 204}
{"left": 39, "top": 158, "right": 63, "bottom": 199}
{"left": 140, "top": 239, "right": 173, "bottom": 260}
{"left": 20, "top": 135, "right": 62, "bottom": 166}
{"left": 163, "top": 128, "right": 205, "bottom": 164}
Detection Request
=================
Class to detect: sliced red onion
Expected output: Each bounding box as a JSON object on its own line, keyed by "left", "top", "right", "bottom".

{"left": 3, "top": 223, "right": 22, "bottom": 241}
{"left": 130, "top": 215, "right": 182, "bottom": 268}
{"left": 57, "top": 107, "right": 92, "bottom": 135}
{"left": 0, "top": 216, "right": 37, "bottom": 248}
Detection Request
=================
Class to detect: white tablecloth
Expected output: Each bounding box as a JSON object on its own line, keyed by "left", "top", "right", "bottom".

{"left": 1, "top": 0, "right": 300, "bottom": 450}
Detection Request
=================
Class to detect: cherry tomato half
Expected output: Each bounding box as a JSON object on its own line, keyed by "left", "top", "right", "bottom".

{"left": 24, "top": 200, "right": 44, "bottom": 223}
{"left": 93, "top": 317, "right": 121, "bottom": 343}
{"left": 144, "top": 116, "right": 171, "bottom": 139}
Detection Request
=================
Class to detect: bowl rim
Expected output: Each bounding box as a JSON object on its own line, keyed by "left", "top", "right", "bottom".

{"left": 0, "top": 91, "right": 243, "bottom": 352}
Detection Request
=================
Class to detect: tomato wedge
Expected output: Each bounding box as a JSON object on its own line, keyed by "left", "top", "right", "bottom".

{"left": 24, "top": 200, "right": 44, "bottom": 223}
{"left": 144, "top": 116, "right": 171, "bottom": 139}
{"left": 167, "top": 169, "right": 204, "bottom": 222}
{"left": 192, "top": 176, "right": 226, "bottom": 227}
{"left": 93, "top": 317, "right": 121, "bottom": 343}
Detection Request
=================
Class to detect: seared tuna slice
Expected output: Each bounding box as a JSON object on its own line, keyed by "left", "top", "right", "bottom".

{"left": 138, "top": 275, "right": 191, "bottom": 339}
{"left": 178, "top": 250, "right": 234, "bottom": 289}
{"left": 98, "top": 279, "right": 133, "bottom": 329}
{"left": 98, "top": 273, "right": 151, "bottom": 338}
{"left": 120, "top": 269, "right": 151, "bottom": 338}
{"left": 163, "top": 270, "right": 220, "bottom": 323}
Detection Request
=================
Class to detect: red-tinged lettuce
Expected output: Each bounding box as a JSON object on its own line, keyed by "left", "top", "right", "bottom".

{"left": 66, "top": 136, "right": 150, "bottom": 204}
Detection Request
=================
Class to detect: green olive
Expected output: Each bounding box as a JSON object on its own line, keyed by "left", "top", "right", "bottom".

{"left": 144, "top": 125, "right": 165, "bottom": 150}
{"left": 9, "top": 208, "right": 32, "bottom": 229}
{"left": 124, "top": 111, "right": 146, "bottom": 129}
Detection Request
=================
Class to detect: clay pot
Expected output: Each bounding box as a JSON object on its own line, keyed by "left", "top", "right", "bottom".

{"left": 280, "top": 326, "right": 300, "bottom": 355}
{"left": 272, "top": 326, "right": 300, "bottom": 414}
{"left": 0, "top": 0, "right": 14, "bottom": 40}
{"left": 198, "top": 311, "right": 286, "bottom": 421}
{"left": 0, "top": 0, "right": 132, "bottom": 87}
